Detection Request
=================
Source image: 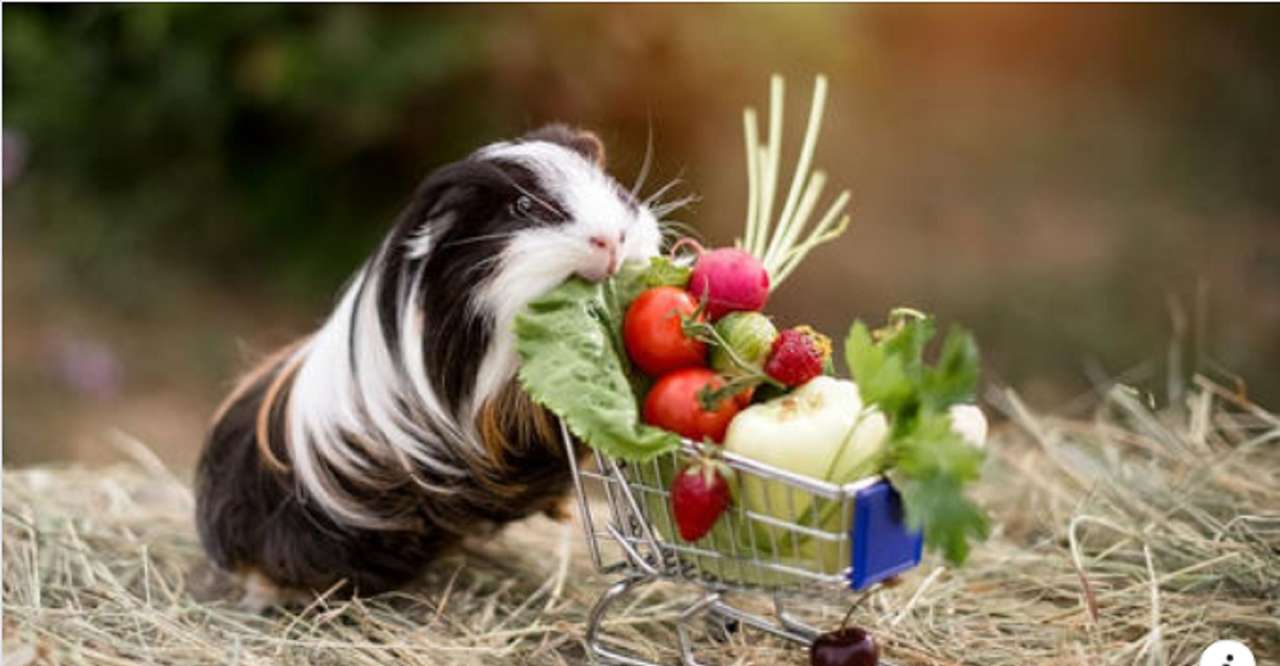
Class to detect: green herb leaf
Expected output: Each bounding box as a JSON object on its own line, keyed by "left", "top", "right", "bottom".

{"left": 920, "top": 327, "right": 980, "bottom": 410}
{"left": 895, "top": 469, "right": 990, "bottom": 565}
{"left": 844, "top": 312, "right": 988, "bottom": 565}
{"left": 844, "top": 321, "right": 913, "bottom": 414}
{"left": 515, "top": 265, "right": 681, "bottom": 462}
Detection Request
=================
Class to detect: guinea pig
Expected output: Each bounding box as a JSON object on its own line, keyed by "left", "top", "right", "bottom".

{"left": 195, "top": 125, "right": 666, "bottom": 607}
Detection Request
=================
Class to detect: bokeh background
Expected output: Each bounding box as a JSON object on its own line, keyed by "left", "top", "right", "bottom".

{"left": 5, "top": 4, "right": 1279, "bottom": 469}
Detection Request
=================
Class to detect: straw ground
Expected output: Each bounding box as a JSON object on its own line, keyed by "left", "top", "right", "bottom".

{"left": 4, "top": 376, "right": 1277, "bottom": 665}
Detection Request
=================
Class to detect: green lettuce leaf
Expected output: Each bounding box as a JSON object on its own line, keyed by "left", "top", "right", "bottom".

{"left": 514, "top": 258, "right": 688, "bottom": 461}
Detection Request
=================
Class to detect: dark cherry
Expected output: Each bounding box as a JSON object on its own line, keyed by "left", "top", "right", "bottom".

{"left": 810, "top": 626, "right": 879, "bottom": 666}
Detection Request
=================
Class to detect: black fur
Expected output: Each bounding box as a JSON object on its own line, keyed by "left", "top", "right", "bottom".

{"left": 195, "top": 356, "right": 448, "bottom": 593}
{"left": 195, "top": 126, "right": 606, "bottom": 598}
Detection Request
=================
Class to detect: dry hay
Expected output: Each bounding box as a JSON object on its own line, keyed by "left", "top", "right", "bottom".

{"left": 4, "top": 376, "right": 1278, "bottom": 665}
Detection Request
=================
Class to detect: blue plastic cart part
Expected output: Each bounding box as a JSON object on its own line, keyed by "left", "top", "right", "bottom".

{"left": 847, "top": 479, "right": 924, "bottom": 590}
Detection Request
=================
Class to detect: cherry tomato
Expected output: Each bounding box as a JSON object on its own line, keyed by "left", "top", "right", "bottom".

{"left": 643, "top": 368, "right": 741, "bottom": 443}
{"left": 624, "top": 287, "right": 707, "bottom": 376}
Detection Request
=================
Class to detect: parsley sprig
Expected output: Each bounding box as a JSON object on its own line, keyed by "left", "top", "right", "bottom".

{"left": 845, "top": 308, "right": 989, "bottom": 564}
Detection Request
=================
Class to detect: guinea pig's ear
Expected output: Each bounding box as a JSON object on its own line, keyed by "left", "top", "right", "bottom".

{"left": 402, "top": 161, "right": 490, "bottom": 229}
{"left": 524, "top": 123, "right": 606, "bottom": 167}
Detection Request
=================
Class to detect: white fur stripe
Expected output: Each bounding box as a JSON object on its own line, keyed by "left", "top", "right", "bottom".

{"left": 276, "top": 138, "right": 664, "bottom": 528}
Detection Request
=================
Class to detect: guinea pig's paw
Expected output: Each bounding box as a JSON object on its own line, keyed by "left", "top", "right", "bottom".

{"left": 185, "top": 560, "right": 241, "bottom": 604}
{"left": 541, "top": 498, "right": 573, "bottom": 522}
{"left": 235, "top": 569, "right": 314, "bottom": 613}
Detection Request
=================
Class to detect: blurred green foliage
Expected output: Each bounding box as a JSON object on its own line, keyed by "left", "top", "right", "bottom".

{"left": 4, "top": 4, "right": 1280, "bottom": 468}
{"left": 4, "top": 5, "right": 514, "bottom": 301}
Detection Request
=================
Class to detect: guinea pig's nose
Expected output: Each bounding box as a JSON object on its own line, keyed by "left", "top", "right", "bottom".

{"left": 588, "top": 234, "right": 621, "bottom": 275}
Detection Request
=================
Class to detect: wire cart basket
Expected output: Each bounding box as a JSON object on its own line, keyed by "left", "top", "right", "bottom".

{"left": 563, "top": 423, "right": 924, "bottom": 666}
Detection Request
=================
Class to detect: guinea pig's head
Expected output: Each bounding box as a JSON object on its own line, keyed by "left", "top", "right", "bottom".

{"left": 390, "top": 125, "right": 667, "bottom": 412}
{"left": 480, "top": 124, "right": 663, "bottom": 282}
{"left": 401, "top": 124, "right": 662, "bottom": 288}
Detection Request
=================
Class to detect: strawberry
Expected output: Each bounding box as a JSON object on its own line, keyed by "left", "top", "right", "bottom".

{"left": 670, "top": 459, "right": 733, "bottom": 542}
{"left": 764, "top": 325, "right": 832, "bottom": 387}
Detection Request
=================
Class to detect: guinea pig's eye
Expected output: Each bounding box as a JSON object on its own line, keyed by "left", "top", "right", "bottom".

{"left": 513, "top": 196, "right": 535, "bottom": 217}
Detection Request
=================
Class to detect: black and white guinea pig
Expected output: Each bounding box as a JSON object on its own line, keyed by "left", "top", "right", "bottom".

{"left": 195, "top": 125, "right": 667, "bottom": 606}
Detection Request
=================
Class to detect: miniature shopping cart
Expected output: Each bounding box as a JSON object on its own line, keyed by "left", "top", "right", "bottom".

{"left": 563, "top": 423, "right": 923, "bottom": 666}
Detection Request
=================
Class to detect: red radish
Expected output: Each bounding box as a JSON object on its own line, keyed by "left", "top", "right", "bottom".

{"left": 623, "top": 287, "right": 707, "bottom": 376}
{"left": 687, "top": 247, "right": 770, "bottom": 321}
{"left": 643, "top": 368, "right": 740, "bottom": 443}
{"left": 764, "top": 326, "right": 832, "bottom": 387}
{"left": 670, "top": 459, "right": 732, "bottom": 541}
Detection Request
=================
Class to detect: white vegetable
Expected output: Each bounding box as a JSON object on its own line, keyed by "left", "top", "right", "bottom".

{"left": 715, "top": 378, "right": 987, "bottom": 575}
{"left": 948, "top": 404, "right": 988, "bottom": 448}
{"left": 723, "top": 378, "right": 987, "bottom": 526}
{"left": 724, "top": 377, "right": 887, "bottom": 524}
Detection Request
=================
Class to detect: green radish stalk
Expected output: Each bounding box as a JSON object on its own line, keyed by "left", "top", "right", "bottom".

{"left": 739, "top": 75, "right": 853, "bottom": 289}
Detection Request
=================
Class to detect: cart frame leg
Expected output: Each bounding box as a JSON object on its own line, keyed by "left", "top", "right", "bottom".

{"left": 585, "top": 574, "right": 662, "bottom": 666}
{"left": 700, "top": 597, "right": 815, "bottom": 645}
{"left": 675, "top": 592, "right": 722, "bottom": 666}
{"left": 587, "top": 580, "right": 901, "bottom": 666}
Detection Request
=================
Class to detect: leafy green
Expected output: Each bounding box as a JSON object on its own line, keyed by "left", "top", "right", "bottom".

{"left": 844, "top": 322, "right": 913, "bottom": 416}
{"left": 514, "top": 258, "right": 689, "bottom": 462}
{"left": 635, "top": 255, "right": 693, "bottom": 293}
{"left": 844, "top": 310, "right": 989, "bottom": 564}
{"left": 893, "top": 412, "right": 988, "bottom": 563}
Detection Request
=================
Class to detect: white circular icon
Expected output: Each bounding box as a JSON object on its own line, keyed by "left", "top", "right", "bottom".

{"left": 1199, "top": 640, "right": 1255, "bottom": 666}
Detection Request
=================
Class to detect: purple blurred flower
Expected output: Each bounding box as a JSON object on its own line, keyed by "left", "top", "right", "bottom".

{"left": 51, "top": 336, "right": 123, "bottom": 400}
{"left": 4, "top": 129, "right": 28, "bottom": 186}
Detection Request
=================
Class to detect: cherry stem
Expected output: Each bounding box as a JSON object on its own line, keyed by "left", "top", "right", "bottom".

{"left": 840, "top": 589, "right": 875, "bottom": 630}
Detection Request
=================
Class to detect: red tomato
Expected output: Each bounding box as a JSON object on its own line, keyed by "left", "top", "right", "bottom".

{"left": 643, "top": 368, "right": 741, "bottom": 443}
{"left": 624, "top": 287, "right": 707, "bottom": 376}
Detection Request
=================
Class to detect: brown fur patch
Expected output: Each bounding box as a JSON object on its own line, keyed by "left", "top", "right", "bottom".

{"left": 475, "top": 383, "right": 560, "bottom": 474}
{"left": 253, "top": 345, "right": 308, "bottom": 473}
{"left": 209, "top": 339, "right": 306, "bottom": 427}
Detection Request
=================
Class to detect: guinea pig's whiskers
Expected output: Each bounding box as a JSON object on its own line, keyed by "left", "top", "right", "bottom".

{"left": 641, "top": 176, "right": 684, "bottom": 209}
{"left": 659, "top": 219, "right": 702, "bottom": 241}
{"left": 630, "top": 120, "right": 655, "bottom": 198}
{"left": 440, "top": 232, "right": 521, "bottom": 249}
{"left": 651, "top": 194, "right": 698, "bottom": 221}
{"left": 641, "top": 173, "right": 700, "bottom": 226}
{"left": 498, "top": 175, "right": 567, "bottom": 222}
{"left": 462, "top": 253, "right": 507, "bottom": 277}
